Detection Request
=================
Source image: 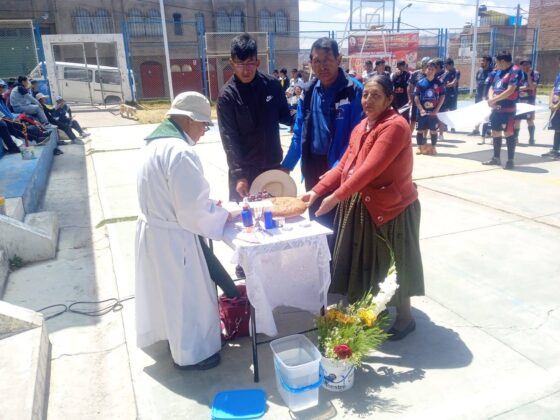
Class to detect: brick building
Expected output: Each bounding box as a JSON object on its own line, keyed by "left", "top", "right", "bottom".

{"left": 0, "top": 0, "right": 299, "bottom": 100}
{"left": 528, "top": 0, "right": 560, "bottom": 83}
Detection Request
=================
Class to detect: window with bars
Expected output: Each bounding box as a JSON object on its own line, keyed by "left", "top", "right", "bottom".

{"left": 259, "top": 10, "right": 274, "bottom": 32}
{"left": 72, "top": 8, "right": 113, "bottom": 34}
{"left": 215, "top": 9, "right": 230, "bottom": 32}
{"left": 146, "top": 9, "right": 163, "bottom": 37}
{"left": 230, "top": 9, "right": 245, "bottom": 32}
{"left": 93, "top": 9, "right": 112, "bottom": 33}
{"left": 275, "top": 10, "right": 288, "bottom": 33}
{"left": 127, "top": 9, "right": 145, "bottom": 37}
{"left": 73, "top": 8, "right": 91, "bottom": 34}
{"left": 173, "top": 13, "right": 183, "bottom": 36}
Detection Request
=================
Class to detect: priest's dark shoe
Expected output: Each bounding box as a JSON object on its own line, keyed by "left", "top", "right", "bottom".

{"left": 387, "top": 319, "right": 416, "bottom": 342}
{"left": 173, "top": 352, "right": 221, "bottom": 370}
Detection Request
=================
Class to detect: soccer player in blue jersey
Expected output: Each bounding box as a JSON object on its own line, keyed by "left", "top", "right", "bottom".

{"left": 542, "top": 55, "right": 560, "bottom": 160}
{"left": 439, "top": 58, "right": 461, "bottom": 138}
{"left": 470, "top": 56, "right": 493, "bottom": 139}
{"left": 407, "top": 56, "right": 430, "bottom": 134}
{"left": 391, "top": 59, "right": 411, "bottom": 121}
{"left": 514, "top": 59, "right": 540, "bottom": 145}
{"left": 482, "top": 50, "right": 522, "bottom": 170}
{"left": 414, "top": 60, "right": 445, "bottom": 155}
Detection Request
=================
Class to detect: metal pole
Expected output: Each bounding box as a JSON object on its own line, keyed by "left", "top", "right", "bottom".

{"left": 159, "top": 0, "right": 174, "bottom": 100}
{"left": 392, "top": 0, "right": 396, "bottom": 32}
{"left": 470, "top": 0, "right": 479, "bottom": 95}
{"left": 512, "top": 3, "right": 520, "bottom": 58}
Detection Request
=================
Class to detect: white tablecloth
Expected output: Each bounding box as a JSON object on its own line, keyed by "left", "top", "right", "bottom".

{"left": 223, "top": 218, "right": 332, "bottom": 336}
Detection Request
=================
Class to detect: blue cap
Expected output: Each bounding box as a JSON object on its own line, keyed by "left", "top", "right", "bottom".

{"left": 0, "top": 79, "right": 6, "bottom": 87}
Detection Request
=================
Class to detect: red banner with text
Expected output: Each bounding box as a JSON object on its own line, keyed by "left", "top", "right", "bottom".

{"left": 348, "top": 32, "right": 419, "bottom": 76}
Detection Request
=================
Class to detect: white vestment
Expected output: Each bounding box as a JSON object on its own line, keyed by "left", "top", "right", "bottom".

{"left": 135, "top": 130, "right": 228, "bottom": 366}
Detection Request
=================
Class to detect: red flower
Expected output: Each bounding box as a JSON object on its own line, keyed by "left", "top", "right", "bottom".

{"left": 333, "top": 344, "right": 352, "bottom": 359}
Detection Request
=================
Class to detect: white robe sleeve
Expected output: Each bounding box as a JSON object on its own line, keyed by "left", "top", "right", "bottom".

{"left": 167, "top": 149, "right": 229, "bottom": 240}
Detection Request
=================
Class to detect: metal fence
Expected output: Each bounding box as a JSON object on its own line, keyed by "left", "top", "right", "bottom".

{"left": 122, "top": 16, "right": 205, "bottom": 102}
{"left": 2, "top": 16, "right": 543, "bottom": 105}
{"left": 0, "top": 19, "right": 40, "bottom": 80}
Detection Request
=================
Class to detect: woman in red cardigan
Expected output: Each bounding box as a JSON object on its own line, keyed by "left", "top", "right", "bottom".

{"left": 303, "top": 75, "right": 424, "bottom": 341}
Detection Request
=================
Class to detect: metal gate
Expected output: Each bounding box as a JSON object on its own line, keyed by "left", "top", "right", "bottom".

{"left": 42, "top": 34, "right": 132, "bottom": 106}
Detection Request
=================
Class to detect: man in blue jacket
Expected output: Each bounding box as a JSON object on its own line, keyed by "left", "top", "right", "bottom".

{"left": 282, "top": 37, "right": 363, "bottom": 230}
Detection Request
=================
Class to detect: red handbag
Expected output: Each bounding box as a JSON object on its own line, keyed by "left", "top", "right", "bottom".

{"left": 219, "top": 284, "right": 250, "bottom": 341}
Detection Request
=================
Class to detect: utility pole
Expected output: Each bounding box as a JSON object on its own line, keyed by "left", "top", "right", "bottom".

{"left": 469, "top": 0, "right": 479, "bottom": 95}
{"left": 159, "top": 0, "right": 174, "bottom": 100}
{"left": 512, "top": 3, "right": 520, "bottom": 58}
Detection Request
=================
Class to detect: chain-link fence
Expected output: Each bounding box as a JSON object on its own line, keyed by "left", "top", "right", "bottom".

{"left": 0, "top": 20, "right": 40, "bottom": 80}
{"left": 447, "top": 26, "right": 539, "bottom": 91}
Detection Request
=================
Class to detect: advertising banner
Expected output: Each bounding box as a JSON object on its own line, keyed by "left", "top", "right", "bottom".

{"left": 348, "top": 32, "right": 419, "bottom": 76}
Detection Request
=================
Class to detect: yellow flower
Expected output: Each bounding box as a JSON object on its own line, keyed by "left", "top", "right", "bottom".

{"left": 325, "top": 308, "right": 342, "bottom": 320}
{"left": 357, "top": 308, "right": 376, "bottom": 327}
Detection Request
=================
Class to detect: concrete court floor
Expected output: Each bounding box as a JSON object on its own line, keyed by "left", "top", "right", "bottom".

{"left": 3, "top": 106, "right": 560, "bottom": 419}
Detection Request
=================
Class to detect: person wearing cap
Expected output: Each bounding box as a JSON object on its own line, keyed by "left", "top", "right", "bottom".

{"left": 514, "top": 59, "right": 540, "bottom": 145}
{"left": 391, "top": 60, "right": 410, "bottom": 121}
{"left": 9, "top": 76, "right": 49, "bottom": 125}
{"left": 53, "top": 96, "right": 90, "bottom": 139}
{"left": 414, "top": 60, "right": 445, "bottom": 155}
{"left": 407, "top": 57, "right": 430, "bottom": 134}
{"left": 35, "top": 93, "right": 80, "bottom": 145}
{"left": 282, "top": 37, "right": 363, "bottom": 232}
{"left": 135, "top": 91, "right": 238, "bottom": 371}
{"left": 482, "top": 50, "right": 522, "bottom": 170}
{"left": 217, "top": 33, "right": 292, "bottom": 202}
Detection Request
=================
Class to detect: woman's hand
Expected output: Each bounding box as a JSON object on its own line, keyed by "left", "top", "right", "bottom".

{"left": 315, "top": 193, "right": 340, "bottom": 217}
{"left": 301, "top": 190, "right": 319, "bottom": 209}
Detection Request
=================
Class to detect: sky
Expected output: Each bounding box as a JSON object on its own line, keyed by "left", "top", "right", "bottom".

{"left": 299, "top": 0, "right": 531, "bottom": 37}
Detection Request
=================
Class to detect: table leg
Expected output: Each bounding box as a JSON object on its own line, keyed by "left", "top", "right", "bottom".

{"left": 250, "top": 304, "right": 259, "bottom": 382}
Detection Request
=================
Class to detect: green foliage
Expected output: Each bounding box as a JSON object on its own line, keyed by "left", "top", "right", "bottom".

{"left": 8, "top": 255, "right": 23, "bottom": 272}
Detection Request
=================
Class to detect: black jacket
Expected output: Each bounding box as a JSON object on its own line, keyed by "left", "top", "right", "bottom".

{"left": 217, "top": 71, "right": 291, "bottom": 187}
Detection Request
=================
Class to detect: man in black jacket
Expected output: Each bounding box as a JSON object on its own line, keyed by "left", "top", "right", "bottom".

{"left": 217, "top": 33, "right": 292, "bottom": 201}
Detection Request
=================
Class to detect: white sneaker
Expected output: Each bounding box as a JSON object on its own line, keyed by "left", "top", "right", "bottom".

{"left": 72, "top": 138, "right": 85, "bottom": 145}
{"left": 80, "top": 132, "right": 91, "bottom": 138}
{"left": 438, "top": 133, "right": 444, "bottom": 141}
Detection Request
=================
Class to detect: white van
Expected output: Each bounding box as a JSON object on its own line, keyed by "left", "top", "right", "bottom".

{"left": 30, "top": 62, "right": 133, "bottom": 105}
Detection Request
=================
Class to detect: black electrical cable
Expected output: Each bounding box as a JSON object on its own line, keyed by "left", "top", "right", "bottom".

{"left": 37, "top": 296, "right": 135, "bottom": 320}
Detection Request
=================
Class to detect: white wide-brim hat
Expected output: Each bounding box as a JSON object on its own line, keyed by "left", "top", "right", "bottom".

{"left": 167, "top": 91, "right": 214, "bottom": 125}
{"left": 249, "top": 170, "right": 297, "bottom": 197}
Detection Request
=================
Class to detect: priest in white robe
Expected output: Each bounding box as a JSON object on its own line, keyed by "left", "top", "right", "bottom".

{"left": 135, "top": 91, "right": 231, "bottom": 370}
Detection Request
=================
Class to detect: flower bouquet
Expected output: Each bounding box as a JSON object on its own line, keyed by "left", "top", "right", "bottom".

{"left": 317, "top": 272, "right": 399, "bottom": 391}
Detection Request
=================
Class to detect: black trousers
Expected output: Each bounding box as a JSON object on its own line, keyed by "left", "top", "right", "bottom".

{"left": 303, "top": 154, "right": 336, "bottom": 234}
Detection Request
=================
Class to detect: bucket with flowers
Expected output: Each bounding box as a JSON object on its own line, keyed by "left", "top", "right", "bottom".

{"left": 317, "top": 271, "right": 399, "bottom": 392}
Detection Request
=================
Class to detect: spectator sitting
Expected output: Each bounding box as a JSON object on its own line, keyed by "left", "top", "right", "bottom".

{"left": 9, "top": 76, "right": 49, "bottom": 125}
{"left": 2, "top": 78, "right": 15, "bottom": 109}
{"left": 30, "top": 79, "right": 40, "bottom": 98}
{"left": 53, "top": 96, "right": 90, "bottom": 139}
{"left": 0, "top": 79, "right": 50, "bottom": 146}
{"left": 36, "top": 93, "right": 80, "bottom": 144}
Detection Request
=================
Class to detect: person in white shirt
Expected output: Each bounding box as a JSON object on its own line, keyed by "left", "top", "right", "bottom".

{"left": 135, "top": 91, "right": 236, "bottom": 370}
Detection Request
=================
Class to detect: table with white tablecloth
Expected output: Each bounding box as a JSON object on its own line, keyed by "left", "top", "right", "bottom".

{"left": 222, "top": 218, "right": 332, "bottom": 381}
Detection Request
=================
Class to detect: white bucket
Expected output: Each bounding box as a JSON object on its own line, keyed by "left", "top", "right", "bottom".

{"left": 270, "top": 334, "right": 322, "bottom": 412}
{"left": 321, "top": 356, "right": 355, "bottom": 392}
